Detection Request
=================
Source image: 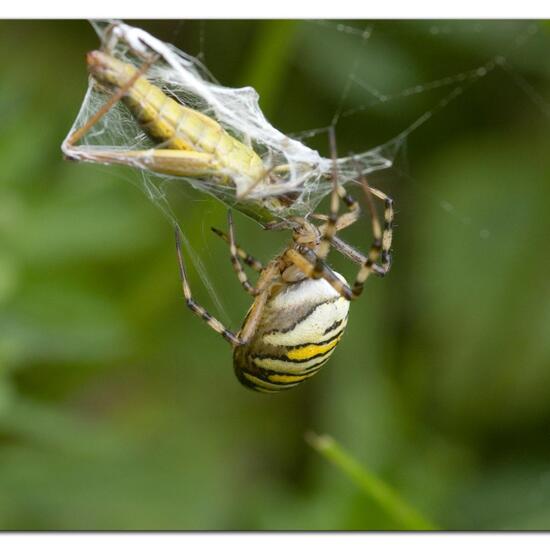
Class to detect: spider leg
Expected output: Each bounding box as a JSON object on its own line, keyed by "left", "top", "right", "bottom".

{"left": 174, "top": 225, "right": 241, "bottom": 347}
{"left": 310, "top": 124, "right": 394, "bottom": 283}
{"left": 313, "top": 210, "right": 358, "bottom": 233}
{"left": 316, "top": 128, "right": 364, "bottom": 258}
{"left": 347, "top": 176, "right": 395, "bottom": 297}
{"left": 316, "top": 127, "right": 342, "bottom": 262}
{"left": 211, "top": 226, "right": 264, "bottom": 273}
{"left": 328, "top": 235, "right": 372, "bottom": 269}
{"left": 367, "top": 185, "right": 394, "bottom": 275}
{"left": 331, "top": 185, "right": 393, "bottom": 277}
{"left": 286, "top": 179, "right": 394, "bottom": 300}
{"left": 237, "top": 260, "right": 280, "bottom": 344}
{"left": 285, "top": 248, "right": 353, "bottom": 301}
{"left": 176, "top": 223, "right": 279, "bottom": 348}
{"left": 226, "top": 210, "right": 264, "bottom": 296}
{"left": 211, "top": 211, "right": 266, "bottom": 296}
{"left": 317, "top": 152, "right": 394, "bottom": 285}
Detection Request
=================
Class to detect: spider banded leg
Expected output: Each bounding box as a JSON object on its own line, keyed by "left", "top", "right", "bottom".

{"left": 313, "top": 199, "right": 360, "bottom": 233}
{"left": 175, "top": 224, "right": 277, "bottom": 347}
{"left": 210, "top": 226, "right": 264, "bottom": 273}
{"left": 315, "top": 130, "right": 362, "bottom": 267}
{"left": 211, "top": 213, "right": 264, "bottom": 297}
{"left": 312, "top": 181, "right": 361, "bottom": 280}
{"left": 368, "top": 186, "right": 394, "bottom": 275}
{"left": 286, "top": 185, "right": 394, "bottom": 301}
{"left": 286, "top": 248, "right": 354, "bottom": 301}
{"left": 175, "top": 225, "right": 240, "bottom": 347}
{"left": 330, "top": 235, "right": 384, "bottom": 276}
{"left": 214, "top": 208, "right": 278, "bottom": 318}
{"left": 346, "top": 182, "right": 394, "bottom": 296}
{"left": 310, "top": 126, "right": 393, "bottom": 283}
{"left": 210, "top": 227, "right": 264, "bottom": 273}
{"left": 316, "top": 127, "right": 343, "bottom": 262}
{"left": 317, "top": 183, "right": 394, "bottom": 280}
{"left": 226, "top": 210, "right": 263, "bottom": 296}
{"left": 237, "top": 260, "right": 280, "bottom": 343}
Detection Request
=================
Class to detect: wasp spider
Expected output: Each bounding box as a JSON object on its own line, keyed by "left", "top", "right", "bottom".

{"left": 175, "top": 137, "right": 394, "bottom": 393}
{"left": 64, "top": 46, "right": 394, "bottom": 393}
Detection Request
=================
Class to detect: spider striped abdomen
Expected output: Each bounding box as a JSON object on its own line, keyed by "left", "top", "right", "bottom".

{"left": 233, "top": 276, "right": 350, "bottom": 393}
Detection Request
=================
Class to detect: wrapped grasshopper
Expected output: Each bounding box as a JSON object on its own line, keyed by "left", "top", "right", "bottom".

{"left": 62, "top": 22, "right": 393, "bottom": 226}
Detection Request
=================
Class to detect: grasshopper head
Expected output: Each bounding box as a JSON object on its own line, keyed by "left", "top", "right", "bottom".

{"left": 86, "top": 50, "right": 137, "bottom": 89}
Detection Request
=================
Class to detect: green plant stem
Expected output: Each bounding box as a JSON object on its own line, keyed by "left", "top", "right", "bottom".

{"left": 306, "top": 432, "right": 438, "bottom": 531}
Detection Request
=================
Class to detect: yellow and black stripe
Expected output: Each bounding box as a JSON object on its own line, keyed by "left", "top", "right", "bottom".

{"left": 233, "top": 305, "right": 348, "bottom": 393}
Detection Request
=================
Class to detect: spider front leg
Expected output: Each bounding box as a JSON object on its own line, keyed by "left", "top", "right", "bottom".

{"left": 210, "top": 226, "right": 264, "bottom": 274}
{"left": 236, "top": 260, "right": 280, "bottom": 343}
{"left": 314, "top": 129, "right": 362, "bottom": 268}
{"left": 212, "top": 210, "right": 264, "bottom": 296}
{"left": 175, "top": 223, "right": 276, "bottom": 347}
{"left": 349, "top": 182, "right": 394, "bottom": 299}
{"left": 330, "top": 179, "right": 394, "bottom": 298}
{"left": 285, "top": 248, "right": 354, "bottom": 301}
{"left": 316, "top": 128, "right": 347, "bottom": 263}
{"left": 368, "top": 186, "right": 394, "bottom": 275}
{"left": 312, "top": 179, "right": 361, "bottom": 280}
{"left": 175, "top": 225, "right": 241, "bottom": 347}
{"left": 285, "top": 183, "right": 394, "bottom": 302}
{"left": 317, "top": 175, "right": 394, "bottom": 290}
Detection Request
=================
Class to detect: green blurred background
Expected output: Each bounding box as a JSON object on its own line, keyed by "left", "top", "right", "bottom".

{"left": 0, "top": 20, "right": 549, "bottom": 530}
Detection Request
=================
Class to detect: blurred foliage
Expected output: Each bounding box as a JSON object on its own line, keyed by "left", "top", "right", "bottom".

{"left": 0, "top": 20, "right": 549, "bottom": 530}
